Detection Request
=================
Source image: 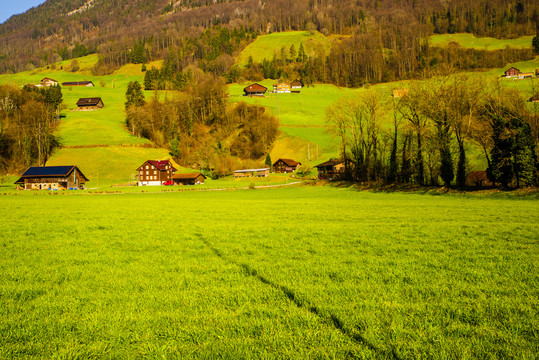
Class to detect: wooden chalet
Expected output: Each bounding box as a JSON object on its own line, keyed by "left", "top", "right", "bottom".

{"left": 273, "top": 82, "right": 291, "bottom": 93}
{"left": 40, "top": 77, "right": 58, "bottom": 87}
{"left": 273, "top": 158, "right": 301, "bottom": 173}
{"left": 233, "top": 168, "right": 270, "bottom": 178}
{"left": 243, "top": 83, "right": 267, "bottom": 97}
{"left": 466, "top": 171, "right": 492, "bottom": 187}
{"left": 76, "top": 97, "right": 104, "bottom": 110}
{"left": 290, "top": 79, "right": 303, "bottom": 89}
{"left": 504, "top": 67, "right": 521, "bottom": 78}
{"left": 315, "top": 159, "right": 345, "bottom": 180}
{"left": 15, "top": 165, "right": 88, "bottom": 190}
{"left": 137, "top": 160, "right": 177, "bottom": 186}
{"left": 62, "top": 81, "right": 95, "bottom": 87}
{"left": 172, "top": 173, "right": 206, "bottom": 185}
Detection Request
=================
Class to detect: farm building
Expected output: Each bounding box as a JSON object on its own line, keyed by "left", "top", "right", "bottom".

{"left": 15, "top": 165, "right": 88, "bottom": 190}
{"left": 172, "top": 173, "right": 206, "bottom": 185}
{"left": 40, "top": 77, "right": 58, "bottom": 87}
{"left": 273, "top": 158, "right": 301, "bottom": 173}
{"left": 233, "top": 168, "right": 270, "bottom": 178}
{"left": 76, "top": 97, "right": 104, "bottom": 110}
{"left": 273, "top": 82, "right": 291, "bottom": 93}
{"left": 290, "top": 79, "right": 303, "bottom": 89}
{"left": 62, "top": 81, "right": 94, "bottom": 87}
{"left": 536, "top": 69, "right": 539, "bottom": 77}
{"left": 518, "top": 72, "right": 534, "bottom": 79}
{"left": 137, "top": 160, "right": 177, "bottom": 186}
{"left": 504, "top": 67, "right": 521, "bottom": 77}
{"left": 243, "top": 83, "right": 267, "bottom": 97}
{"left": 315, "top": 159, "right": 345, "bottom": 180}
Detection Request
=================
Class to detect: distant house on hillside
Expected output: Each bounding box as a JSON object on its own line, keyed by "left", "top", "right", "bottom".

{"left": 62, "top": 81, "right": 94, "bottom": 87}
{"left": 273, "top": 158, "right": 301, "bottom": 173}
{"left": 466, "top": 171, "right": 492, "bottom": 187}
{"left": 273, "top": 82, "right": 291, "bottom": 93}
{"left": 233, "top": 168, "right": 270, "bottom": 178}
{"left": 315, "top": 159, "right": 345, "bottom": 180}
{"left": 15, "top": 165, "right": 88, "bottom": 190}
{"left": 76, "top": 97, "right": 104, "bottom": 110}
{"left": 172, "top": 173, "right": 206, "bottom": 185}
{"left": 518, "top": 72, "right": 534, "bottom": 80}
{"left": 290, "top": 79, "right": 303, "bottom": 89}
{"left": 40, "top": 77, "right": 58, "bottom": 87}
{"left": 504, "top": 67, "right": 521, "bottom": 78}
{"left": 528, "top": 92, "right": 539, "bottom": 102}
{"left": 243, "top": 83, "right": 267, "bottom": 97}
{"left": 137, "top": 160, "right": 177, "bottom": 186}
{"left": 536, "top": 69, "right": 539, "bottom": 77}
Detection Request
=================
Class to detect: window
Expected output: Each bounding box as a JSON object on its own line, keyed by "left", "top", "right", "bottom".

{"left": 154, "top": 170, "right": 157, "bottom": 175}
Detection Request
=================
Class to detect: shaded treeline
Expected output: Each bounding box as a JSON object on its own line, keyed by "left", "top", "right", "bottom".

{"left": 0, "top": 85, "right": 63, "bottom": 172}
{"left": 0, "top": 0, "right": 537, "bottom": 76}
{"left": 327, "top": 73, "right": 538, "bottom": 188}
{"left": 125, "top": 72, "right": 279, "bottom": 177}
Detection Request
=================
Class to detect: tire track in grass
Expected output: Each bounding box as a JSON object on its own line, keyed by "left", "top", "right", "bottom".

{"left": 196, "top": 233, "right": 399, "bottom": 359}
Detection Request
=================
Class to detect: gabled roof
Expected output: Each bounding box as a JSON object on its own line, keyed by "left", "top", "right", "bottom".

{"left": 505, "top": 67, "right": 521, "bottom": 73}
{"left": 315, "top": 159, "right": 343, "bottom": 168}
{"left": 244, "top": 83, "right": 267, "bottom": 93}
{"left": 18, "top": 166, "right": 89, "bottom": 181}
{"left": 62, "top": 81, "right": 94, "bottom": 86}
{"left": 138, "top": 160, "right": 177, "bottom": 171}
{"left": 274, "top": 158, "right": 300, "bottom": 167}
{"left": 290, "top": 79, "right": 303, "bottom": 86}
{"left": 41, "top": 77, "right": 58, "bottom": 82}
{"left": 76, "top": 97, "right": 103, "bottom": 106}
{"left": 172, "top": 173, "right": 206, "bottom": 179}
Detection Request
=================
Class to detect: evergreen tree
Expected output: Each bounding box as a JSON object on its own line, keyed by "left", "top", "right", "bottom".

{"left": 144, "top": 67, "right": 160, "bottom": 90}
{"left": 289, "top": 44, "right": 296, "bottom": 62}
{"left": 532, "top": 35, "right": 539, "bottom": 54}
{"left": 265, "top": 153, "right": 272, "bottom": 171}
{"left": 125, "top": 81, "right": 145, "bottom": 110}
{"left": 297, "top": 43, "right": 306, "bottom": 62}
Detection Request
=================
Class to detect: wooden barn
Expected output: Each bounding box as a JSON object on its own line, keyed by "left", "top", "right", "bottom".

{"left": 273, "top": 158, "right": 301, "bottom": 173}
{"left": 62, "top": 81, "right": 95, "bottom": 87}
{"left": 290, "top": 79, "right": 303, "bottom": 89}
{"left": 15, "top": 165, "right": 88, "bottom": 190}
{"left": 243, "top": 83, "right": 267, "bottom": 97}
{"left": 315, "top": 159, "right": 345, "bottom": 180}
{"left": 466, "top": 171, "right": 492, "bottom": 187}
{"left": 172, "top": 173, "right": 206, "bottom": 185}
{"left": 273, "top": 82, "right": 291, "bottom": 93}
{"left": 137, "top": 160, "right": 177, "bottom": 186}
{"left": 233, "top": 168, "right": 270, "bottom": 178}
{"left": 504, "top": 67, "right": 521, "bottom": 78}
{"left": 40, "top": 77, "right": 58, "bottom": 87}
{"left": 76, "top": 97, "right": 104, "bottom": 110}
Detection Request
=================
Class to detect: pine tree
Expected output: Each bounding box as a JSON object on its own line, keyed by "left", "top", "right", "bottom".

{"left": 125, "top": 81, "right": 145, "bottom": 110}
{"left": 265, "top": 153, "right": 272, "bottom": 171}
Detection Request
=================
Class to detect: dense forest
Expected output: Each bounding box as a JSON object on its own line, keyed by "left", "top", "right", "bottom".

{"left": 0, "top": 0, "right": 538, "bottom": 81}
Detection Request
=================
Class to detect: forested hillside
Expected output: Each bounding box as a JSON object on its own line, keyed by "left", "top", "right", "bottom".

{"left": 1, "top": 0, "right": 538, "bottom": 82}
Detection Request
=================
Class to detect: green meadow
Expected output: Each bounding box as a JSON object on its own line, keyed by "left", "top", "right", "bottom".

{"left": 429, "top": 33, "right": 534, "bottom": 50}
{"left": 0, "top": 187, "right": 537, "bottom": 358}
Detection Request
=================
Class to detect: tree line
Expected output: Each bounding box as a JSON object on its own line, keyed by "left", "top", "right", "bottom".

{"left": 125, "top": 72, "right": 279, "bottom": 177}
{"left": 0, "top": 85, "right": 63, "bottom": 172}
{"left": 327, "top": 73, "right": 538, "bottom": 188}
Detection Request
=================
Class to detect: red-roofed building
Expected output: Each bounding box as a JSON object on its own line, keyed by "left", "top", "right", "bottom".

{"left": 172, "top": 173, "right": 206, "bottom": 185}
{"left": 273, "top": 158, "right": 301, "bottom": 173}
{"left": 243, "top": 83, "right": 267, "bottom": 97}
{"left": 137, "top": 160, "right": 177, "bottom": 186}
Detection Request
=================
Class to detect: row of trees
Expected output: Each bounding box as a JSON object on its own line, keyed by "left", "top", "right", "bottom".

{"left": 125, "top": 72, "right": 279, "bottom": 177}
{"left": 327, "top": 74, "right": 537, "bottom": 188}
{"left": 0, "top": 85, "right": 62, "bottom": 172}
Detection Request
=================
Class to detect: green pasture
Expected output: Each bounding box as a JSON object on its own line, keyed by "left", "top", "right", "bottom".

{"left": 0, "top": 187, "right": 537, "bottom": 358}
{"left": 236, "top": 31, "right": 332, "bottom": 66}
{"left": 430, "top": 33, "right": 534, "bottom": 50}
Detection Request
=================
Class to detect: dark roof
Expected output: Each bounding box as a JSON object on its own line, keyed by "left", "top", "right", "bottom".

{"left": 315, "top": 159, "right": 343, "bottom": 168}
{"left": 76, "top": 97, "right": 103, "bottom": 106}
{"left": 172, "top": 173, "right": 206, "bottom": 179}
{"left": 62, "top": 81, "right": 94, "bottom": 86}
{"left": 138, "top": 160, "right": 177, "bottom": 172}
{"left": 274, "top": 158, "right": 300, "bottom": 167}
{"left": 18, "top": 166, "right": 89, "bottom": 181}
{"left": 529, "top": 92, "right": 539, "bottom": 102}
{"left": 505, "top": 67, "right": 521, "bottom": 73}
{"left": 290, "top": 79, "right": 303, "bottom": 86}
{"left": 244, "top": 83, "right": 267, "bottom": 93}
{"left": 41, "top": 77, "right": 58, "bottom": 82}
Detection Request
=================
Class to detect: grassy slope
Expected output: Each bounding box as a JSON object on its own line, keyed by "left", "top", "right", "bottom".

{"left": 0, "top": 187, "right": 537, "bottom": 358}
{"left": 430, "top": 33, "right": 534, "bottom": 50}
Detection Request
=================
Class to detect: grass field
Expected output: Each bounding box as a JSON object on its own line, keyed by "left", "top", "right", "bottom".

{"left": 0, "top": 186, "right": 537, "bottom": 358}
{"left": 429, "top": 34, "right": 534, "bottom": 50}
